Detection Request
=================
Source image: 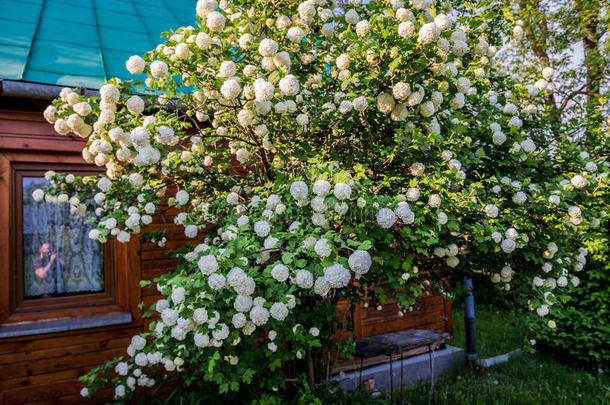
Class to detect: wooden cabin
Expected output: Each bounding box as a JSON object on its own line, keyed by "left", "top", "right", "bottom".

{"left": 0, "top": 2, "right": 451, "bottom": 403}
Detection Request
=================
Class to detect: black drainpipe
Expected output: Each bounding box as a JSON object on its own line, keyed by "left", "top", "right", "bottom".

{"left": 464, "top": 275, "right": 478, "bottom": 364}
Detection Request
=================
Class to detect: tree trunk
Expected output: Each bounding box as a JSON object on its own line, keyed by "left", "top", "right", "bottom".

{"left": 306, "top": 349, "right": 315, "bottom": 389}
{"left": 575, "top": 0, "right": 602, "bottom": 126}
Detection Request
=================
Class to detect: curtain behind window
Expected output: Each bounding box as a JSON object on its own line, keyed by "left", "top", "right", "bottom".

{"left": 23, "top": 177, "right": 104, "bottom": 299}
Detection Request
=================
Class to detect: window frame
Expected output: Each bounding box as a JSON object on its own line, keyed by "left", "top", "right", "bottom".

{"left": 0, "top": 150, "right": 139, "bottom": 327}
{"left": 12, "top": 163, "right": 116, "bottom": 317}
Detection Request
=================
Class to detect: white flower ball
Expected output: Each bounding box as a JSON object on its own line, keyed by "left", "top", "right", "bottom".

{"left": 418, "top": 22, "right": 440, "bottom": 44}
{"left": 279, "top": 74, "right": 300, "bottom": 96}
{"left": 323, "top": 263, "right": 351, "bottom": 288}
{"left": 232, "top": 146, "right": 249, "bottom": 162}
{"left": 150, "top": 60, "right": 168, "bottom": 78}
{"left": 512, "top": 191, "right": 527, "bottom": 204}
{"left": 314, "top": 239, "right": 332, "bottom": 258}
{"left": 376, "top": 208, "right": 396, "bottom": 229}
{"left": 345, "top": 9, "right": 360, "bottom": 24}
{"left": 287, "top": 26, "right": 306, "bottom": 43}
{"left": 406, "top": 188, "right": 420, "bottom": 201}
{"left": 434, "top": 14, "right": 452, "bottom": 31}
{"left": 314, "top": 277, "right": 331, "bottom": 296}
{"left": 376, "top": 92, "right": 396, "bottom": 114}
{"left": 254, "top": 220, "right": 271, "bottom": 237}
{"left": 392, "top": 82, "right": 411, "bottom": 101}
{"left": 450, "top": 93, "right": 465, "bottom": 109}
{"left": 348, "top": 250, "right": 372, "bottom": 275}
{"left": 501, "top": 238, "right": 516, "bottom": 253}
{"left": 491, "top": 131, "right": 507, "bottom": 145}
{"left": 289, "top": 181, "right": 308, "bottom": 201}
{"left": 333, "top": 183, "right": 352, "bottom": 200}
{"left": 398, "top": 21, "right": 415, "bottom": 38}
{"left": 259, "top": 38, "right": 278, "bottom": 57}
{"left": 313, "top": 179, "right": 331, "bottom": 196}
{"left": 568, "top": 205, "right": 582, "bottom": 218}
{"left": 198, "top": 255, "right": 218, "bottom": 275}
{"left": 419, "top": 101, "right": 436, "bottom": 117}
{"left": 234, "top": 295, "right": 253, "bottom": 313}
{"left": 227, "top": 192, "right": 239, "bottom": 205}
{"left": 220, "top": 78, "right": 242, "bottom": 100}
{"left": 73, "top": 102, "right": 92, "bottom": 117}
{"left": 428, "top": 194, "right": 442, "bottom": 208}
{"left": 194, "top": 332, "right": 210, "bottom": 347}
{"left": 295, "top": 269, "right": 314, "bottom": 289}
{"left": 196, "top": 0, "right": 218, "bottom": 18}
{"left": 356, "top": 20, "right": 371, "bottom": 36}
{"left": 542, "top": 67, "right": 554, "bottom": 80}
{"left": 484, "top": 204, "right": 499, "bottom": 218}
{"left": 208, "top": 273, "right": 226, "bottom": 290}
{"left": 456, "top": 77, "right": 471, "bottom": 93}
{"left": 207, "top": 11, "right": 226, "bottom": 32}
{"left": 298, "top": 1, "right": 316, "bottom": 21}
{"left": 585, "top": 161, "right": 597, "bottom": 172}
{"left": 185, "top": 225, "right": 198, "bottom": 238}
{"left": 353, "top": 96, "right": 369, "bottom": 111}
{"left": 271, "top": 263, "right": 290, "bottom": 282}
{"left": 570, "top": 175, "right": 588, "bottom": 189}
{"left": 193, "top": 308, "right": 208, "bottom": 324}
{"left": 249, "top": 305, "right": 269, "bottom": 326}
{"left": 336, "top": 53, "right": 350, "bottom": 71}
{"left": 254, "top": 79, "right": 275, "bottom": 102}
{"left": 231, "top": 313, "right": 247, "bottom": 329}
{"left": 270, "top": 302, "right": 289, "bottom": 321}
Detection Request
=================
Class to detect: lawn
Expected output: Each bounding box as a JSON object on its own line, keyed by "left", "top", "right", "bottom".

{"left": 396, "top": 306, "right": 610, "bottom": 405}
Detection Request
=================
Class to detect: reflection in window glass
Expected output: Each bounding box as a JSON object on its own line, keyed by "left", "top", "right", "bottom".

{"left": 23, "top": 177, "right": 104, "bottom": 299}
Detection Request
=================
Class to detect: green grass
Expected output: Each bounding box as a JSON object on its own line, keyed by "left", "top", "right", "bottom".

{"left": 395, "top": 307, "right": 610, "bottom": 405}
{"left": 447, "top": 308, "right": 527, "bottom": 358}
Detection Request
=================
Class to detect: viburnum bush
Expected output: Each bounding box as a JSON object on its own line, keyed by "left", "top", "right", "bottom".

{"left": 35, "top": 0, "right": 607, "bottom": 401}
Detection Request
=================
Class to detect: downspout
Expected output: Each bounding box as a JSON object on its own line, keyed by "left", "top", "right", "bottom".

{"left": 463, "top": 275, "right": 478, "bottom": 364}
{"left": 463, "top": 276, "right": 522, "bottom": 368}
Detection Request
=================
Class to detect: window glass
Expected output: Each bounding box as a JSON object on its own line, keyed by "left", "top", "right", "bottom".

{"left": 22, "top": 177, "right": 104, "bottom": 299}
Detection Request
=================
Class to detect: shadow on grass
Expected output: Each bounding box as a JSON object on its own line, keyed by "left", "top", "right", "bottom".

{"left": 394, "top": 307, "right": 610, "bottom": 405}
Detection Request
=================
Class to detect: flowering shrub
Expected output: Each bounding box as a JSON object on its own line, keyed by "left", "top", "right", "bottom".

{"left": 35, "top": 0, "right": 608, "bottom": 401}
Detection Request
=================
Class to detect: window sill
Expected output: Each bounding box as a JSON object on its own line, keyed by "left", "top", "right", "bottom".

{"left": 0, "top": 311, "right": 133, "bottom": 338}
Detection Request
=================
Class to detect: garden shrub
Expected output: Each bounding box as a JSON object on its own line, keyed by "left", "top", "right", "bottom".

{"left": 34, "top": 0, "right": 607, "bottom": 401}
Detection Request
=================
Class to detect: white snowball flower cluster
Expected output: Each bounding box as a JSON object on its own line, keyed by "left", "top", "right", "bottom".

{"left": 270, "top": 302, "right": 288, "bottom": 321}
{"left": 333, "top": 183, "right": 351, "bottom": 200}
{"left": 348, "top": 250, "right": 372, "bottom": 275}
{"left": 570, "top": 175, "right": 588, "bottom": 189}
{"left": 278, "top": 75, "right": 299, "bottom": 96}
{"left": 271, "top": 264, "right": 289, "bottom": 282}
{"left": 314, "top": 238, "right": 332, "bottom": 258}
{"left": 295, "top": 269, "right": 314, "bottom": 288}
{"left": 376, "top": 208, "right": 396, "bottom": 229}
{"left": 418, "top": 23, "right": 441, "bottom": 44}
{"left": 289, "top": 181, "right": 308, "bottom": 201}
{"left": 254, "top": 220, "right": 271, "bottom": 237}
{"left": 150, "top": 60, "right": 168, "bottom": 78}
{"left": 313, "top": 180, "right": 331, "bottom": 196}
{"left": 254, "top": 79, "right": 275, "bottom": 102}
{"left": 323, "top": 263, "right": 351, "bottom": 288}
{"left": 198, "top": 255, "right": 218, "bottom": 275}
{"left": 249, "top": 305, "right": 269, "bottom": 326}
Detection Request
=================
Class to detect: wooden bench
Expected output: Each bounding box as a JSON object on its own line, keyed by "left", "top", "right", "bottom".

{"left": 333, "top": 329, "right": 451, "bottom": 403}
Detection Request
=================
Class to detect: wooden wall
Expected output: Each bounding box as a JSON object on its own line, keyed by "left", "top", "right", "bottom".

{"left": 0, "top": 110, "right": 452, "bottom": 404}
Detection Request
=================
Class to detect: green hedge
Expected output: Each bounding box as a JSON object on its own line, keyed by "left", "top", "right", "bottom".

{"left": 529, "top": 219, "right": 610, "bottom": 368}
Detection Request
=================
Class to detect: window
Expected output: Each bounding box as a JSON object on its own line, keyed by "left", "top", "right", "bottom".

{"left": 22, "top": 176, "right": 105, "bottom": 299}
{"left": 0, "top": 153, "right": 139, "bottom": 332}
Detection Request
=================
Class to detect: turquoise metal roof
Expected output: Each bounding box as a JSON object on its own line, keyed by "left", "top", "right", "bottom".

{"left": 0, "top": 0, "right": 197, "bottom": 89}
